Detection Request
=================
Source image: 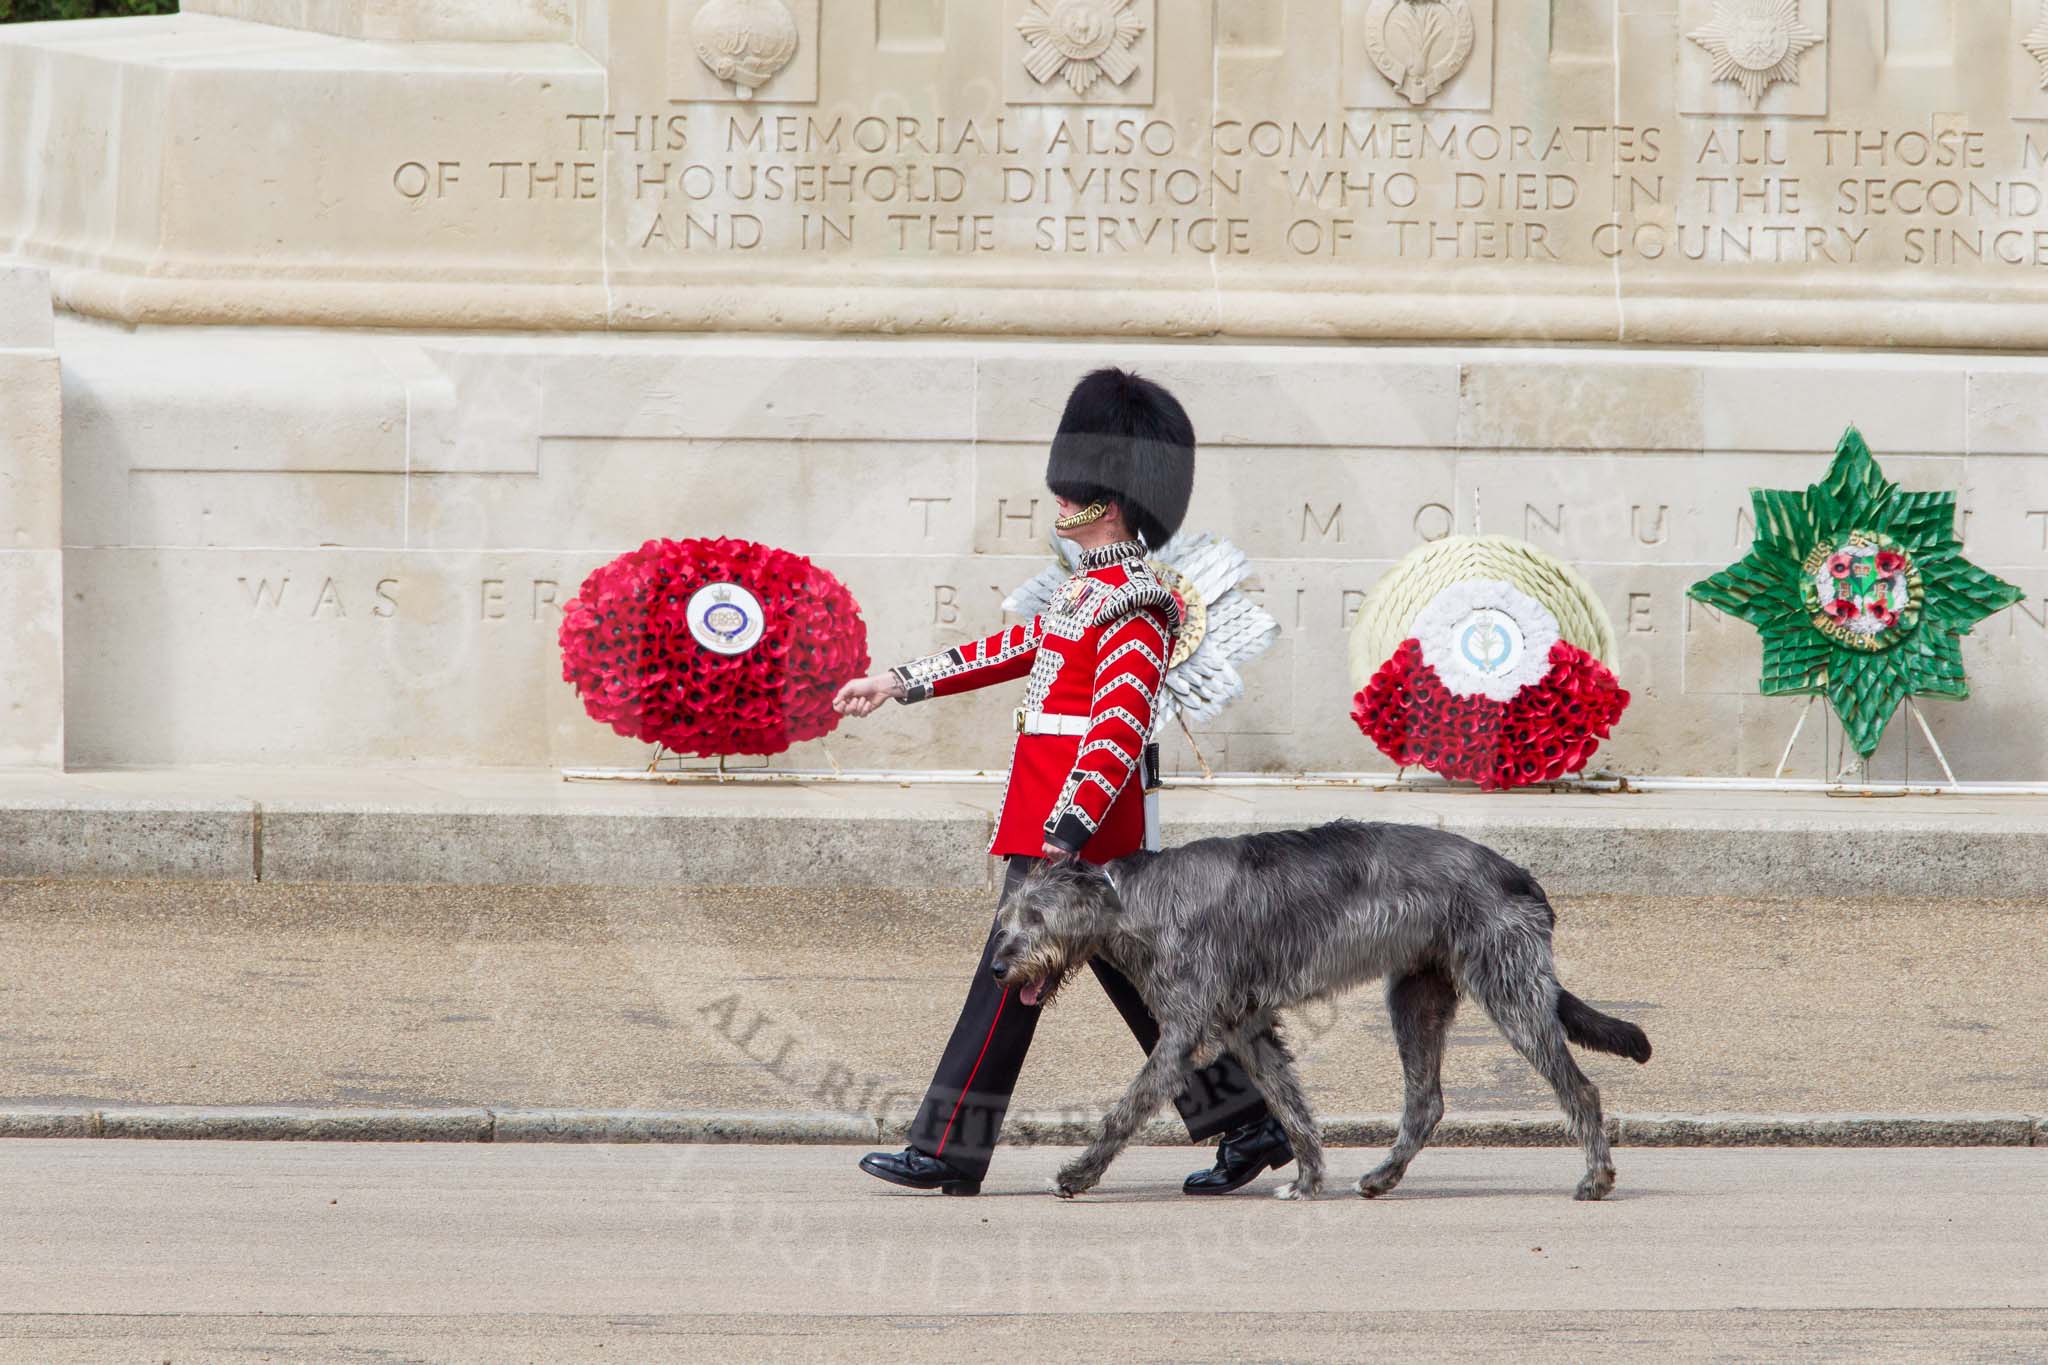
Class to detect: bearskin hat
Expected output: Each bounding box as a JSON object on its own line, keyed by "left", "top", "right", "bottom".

{"left": 1045, "top": 368, "right": 1196, "bottom": 548}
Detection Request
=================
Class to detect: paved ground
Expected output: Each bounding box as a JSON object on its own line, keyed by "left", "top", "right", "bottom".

{"left": 0, "top": 881, "right": 2042, "bottom": 1124}
{"left": 1, "top": 1143, "right": 2043, "bottom": 1362}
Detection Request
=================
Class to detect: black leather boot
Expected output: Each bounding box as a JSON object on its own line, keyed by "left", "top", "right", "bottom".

{"left": 1182, "top": 1117, "right": 1293, "bottom": 1196}
{"left": 858, "top": 1148, "right": 982, "bottom": 1196}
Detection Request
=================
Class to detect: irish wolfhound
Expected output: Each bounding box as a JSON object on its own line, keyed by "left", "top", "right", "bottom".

{"left": 991, "top": 820, "right": 1653, "bottom": 1202}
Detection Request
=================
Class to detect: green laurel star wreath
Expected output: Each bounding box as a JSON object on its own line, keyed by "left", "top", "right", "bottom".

{"left": 1688, "top": 427, "right": 2023, "bottom": 759}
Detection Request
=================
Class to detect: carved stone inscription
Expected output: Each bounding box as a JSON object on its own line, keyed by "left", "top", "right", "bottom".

{"left": 450, "top": 109, "right": 2048, "bottom": 275}
{"left": 36, "top": 3, "right": 2048, "bottom": 339}
{"left": 458, "top": 4, "right": 2027, "bottom": 312}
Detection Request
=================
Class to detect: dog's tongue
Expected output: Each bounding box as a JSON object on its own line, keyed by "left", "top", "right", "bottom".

{"left": 1020, "top": 981, "right": 1044, "bottom": 1007}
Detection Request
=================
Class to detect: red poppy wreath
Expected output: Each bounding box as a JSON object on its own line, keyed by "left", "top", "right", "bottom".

{"left": 559, "top": 537, "right": 870, "bottom": 758}
{"left": 1346, "top": 538, "right": 1631, "bottom": 791}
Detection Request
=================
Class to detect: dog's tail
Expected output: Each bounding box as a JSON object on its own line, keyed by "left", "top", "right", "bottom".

{"left": 1556, "top": 989, "right": 1652, "bottom": 1064}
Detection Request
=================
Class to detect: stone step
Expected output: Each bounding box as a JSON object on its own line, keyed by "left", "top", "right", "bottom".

{"left": 1, "top": 1105, "right": 2037, "bottom": 1148}
{"left": 2, "top": 767, "right": 2045, "bottom": 897}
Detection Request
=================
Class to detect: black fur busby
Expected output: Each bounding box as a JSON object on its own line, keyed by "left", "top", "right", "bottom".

{"left": 1045, "top": 368, "right": 1195, "bottom": 548}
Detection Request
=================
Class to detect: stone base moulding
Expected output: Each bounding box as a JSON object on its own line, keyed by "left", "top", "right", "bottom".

{"left": 6, "top": 774, "right": 2048, "bottom": 900}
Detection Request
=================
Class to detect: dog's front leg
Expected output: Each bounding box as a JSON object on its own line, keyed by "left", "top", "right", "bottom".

{"left": 1055, "top": 1034, "right": 1194, "bottom": 1198}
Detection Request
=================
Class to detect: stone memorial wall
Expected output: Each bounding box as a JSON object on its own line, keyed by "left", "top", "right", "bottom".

{"left": 1, "top": 2, "right": 2046, "bottom": 779}
{"left": 14, "top": 1, "right": 2048, "bottom": 343}
{"left": 0, "top": 268, "right": 61, "bottom": 769}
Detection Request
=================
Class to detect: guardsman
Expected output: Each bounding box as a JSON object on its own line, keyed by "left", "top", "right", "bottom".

{"left": 832, "top": 368, "right": 1293, "bottom": 1196}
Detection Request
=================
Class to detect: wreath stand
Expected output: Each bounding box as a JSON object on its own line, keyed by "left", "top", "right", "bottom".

{"left": 1770, "top": 695, "right": 1959, "bottom": 794}
{"left": 575, "top": 743, "right": 847, "bottom": 784}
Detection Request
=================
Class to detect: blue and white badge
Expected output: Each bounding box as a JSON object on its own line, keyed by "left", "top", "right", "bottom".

{"left": 686, "top": 582, "right": 766, "bottom": 656}
{"left": 1457, "top": 608, "right": 1524, "bottom": 680}
{"left": 1413, "top": 579, "right": 1560, "bottom": 703}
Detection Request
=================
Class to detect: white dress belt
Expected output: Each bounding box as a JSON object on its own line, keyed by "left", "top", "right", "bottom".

{"left": 1014, "top": 708, "right": 1091, "bottom": 737}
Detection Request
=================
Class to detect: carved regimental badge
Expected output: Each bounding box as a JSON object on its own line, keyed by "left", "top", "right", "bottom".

{"left": 1018, "top": 0, "right": 1147, "bottom": 97}
{"left": 2026, "top": 2, "right": 2048, "bottom": 88}
{"left": 690, "top": 0, "right": 800, "bottom": 99}
{"left": 1687, "top": 0, "right": 1823, "bottom": 109}
{"left": 1363, "top": 0, "right": 1476, "bottom": 107}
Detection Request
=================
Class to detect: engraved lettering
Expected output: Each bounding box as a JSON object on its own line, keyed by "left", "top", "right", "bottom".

{"left": 909, "top": 496, "right": 952, "bottom": 538}
{"left": 1628, "top": 592, "right": 1654, "bottom": 634}
{"left": 1413, "top": 502, "right": 1454, "bottom": 542}
{"left": 1525, "top": 503, "right": 1564, "bottom": 541}
{"left": 801, "top": 213, "right": 857, "bottom": 249}
{"left": 238, "top": 576, "right": 289, "bottom": 613}
{"left": 933, "top": 585, "right": 960, "bottom": 626}
{"left": 1632, "top": 504, "right": 1670, "bottom": 546}
{"left": 1302, "top": 502, "right": 1343, "bottom": 543}
{"left": 639, "top": 212, "right": 765, "bottom": 251}
{"left": 482, "top": 580, "right": 507, "bottom": 620}
{"left": 374, "top": 579, "right": 400, "bottom": 619}
{"left": 410, "top": 100, "right": 2048, "bottom": 334}
{"left": 996, "top": 498, "right": 1039, "bottom": 539}
{"left": 311, "top": 578, "right": 346, "bottom": 619}
{"left": 889, "top": 213, "right": 996, "bottom": 252}
{"left": 392, "top": 160, "right": 461, "bottom": 200}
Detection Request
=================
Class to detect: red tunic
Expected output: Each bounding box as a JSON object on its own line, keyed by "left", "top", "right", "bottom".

{"left": 891, "top": 541, "right": 1179, "bottom": 863}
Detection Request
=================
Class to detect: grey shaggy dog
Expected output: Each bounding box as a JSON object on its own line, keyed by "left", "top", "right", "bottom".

{"left": 991, "top": 820, "right": 1653, "bottom": 1202}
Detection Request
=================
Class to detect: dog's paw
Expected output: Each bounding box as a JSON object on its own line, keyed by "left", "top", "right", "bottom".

{"left": 1048, "top": 1178, "right": 1077, "bottom": 1200}
{"left": 1274, "top": 1180, "right": 1319, "bottom": 1202}
{"left": 1574, "top": 1167, "right": 1616, "bottom": 1202}
{"left": 1356, "top": 1163, "right": 1403, "bottom": 1199}
{"left": 1053, "top": 1166, "right": 1097, "bottom": 1199}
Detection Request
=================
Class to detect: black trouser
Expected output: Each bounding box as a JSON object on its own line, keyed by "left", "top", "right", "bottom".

{"left": 906, "top": 857, "right": 1271, "bottom": 1182}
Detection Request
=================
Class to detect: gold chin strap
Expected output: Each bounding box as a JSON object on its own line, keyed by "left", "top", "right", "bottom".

{"left": 1054, "top": 501, "right": 1109, "bottom": 532}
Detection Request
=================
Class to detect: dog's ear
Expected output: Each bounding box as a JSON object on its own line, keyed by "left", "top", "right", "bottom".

{"left": 1084, "top": 863, "right": 1125, "bottom": 911}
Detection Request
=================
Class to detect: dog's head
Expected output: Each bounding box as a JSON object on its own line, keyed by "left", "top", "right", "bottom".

{"left": 989, "top": 858, "right": 1126, "bottom": 1008}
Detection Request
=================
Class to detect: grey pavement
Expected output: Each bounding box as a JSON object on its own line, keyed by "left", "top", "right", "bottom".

{"left": 1, "top": 1143, "right": 2043, "bottom": 1362}
{"left": 0, "top": 879, "right": 2042, "bottom": 1124}
{"left": 5, "top": 765, "right": 2048, "bottom": 898}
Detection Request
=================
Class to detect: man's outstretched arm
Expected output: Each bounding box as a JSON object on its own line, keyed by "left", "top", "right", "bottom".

{"left": 832, "top": 617, "right": 1046, "bottom": 717}
{"left": 889, "top": 618, "right": 1046, "bottom": 703}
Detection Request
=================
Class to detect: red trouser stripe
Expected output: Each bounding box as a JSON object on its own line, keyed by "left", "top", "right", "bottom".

{"left": 934, "top": 987, "right": 1009, "bottom": 1159}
